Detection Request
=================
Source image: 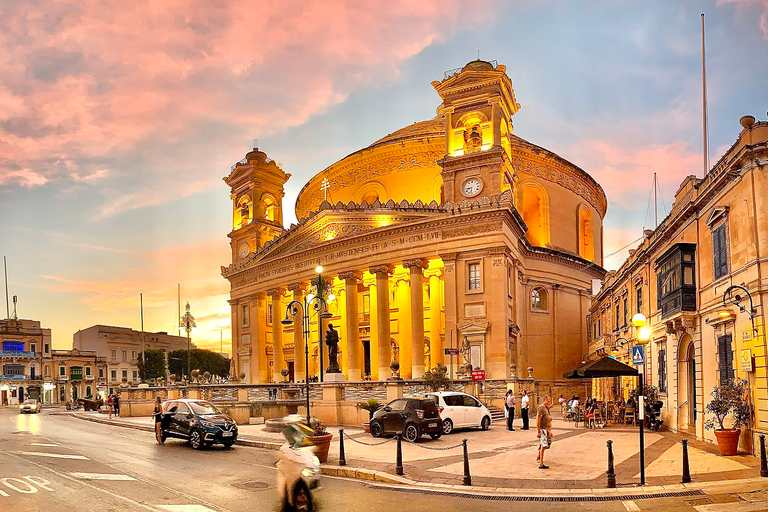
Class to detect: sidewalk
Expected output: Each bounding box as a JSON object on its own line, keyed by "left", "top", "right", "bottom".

{"left": 69, "top": 410, "right": 768, "bottom": 497}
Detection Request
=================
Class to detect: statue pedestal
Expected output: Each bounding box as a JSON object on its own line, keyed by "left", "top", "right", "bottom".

{"left": 324, "top": 372, "right": 346, "bottom": 383}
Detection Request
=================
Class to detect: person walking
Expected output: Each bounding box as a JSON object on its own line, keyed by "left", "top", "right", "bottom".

{"left": 153, "top": 396, "right": 164, "bottom": 445}
{"left": 536, "top": 395, "right": 553, "bottom": 470}
{"left": 113, "top": 393, "right": 120, "bottom": 418}
{"left": 505, "top": 389, "right": 516, "bottom": 431}
{"left": 520, "top": 391, "right": 530, "bottom": 430}
{"left": 107, "top": 394, "right": 114, "bottom": 419}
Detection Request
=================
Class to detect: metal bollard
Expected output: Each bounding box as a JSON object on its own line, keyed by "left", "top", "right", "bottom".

{"left": 395, "top": 434, "right": 404, "bottom": 476}
{"left": 462, "top": 439, "right": 471, "bottom": 486}
{"left": 339, "top": 429, "right": 346, "bottom": 466}
{"left": 606, "top": 440, "right": 616, "bottom": 488}
{"left": 682, "top": 439, "right": 691, "bottom": 484}
{"left": 760, "top": 435, "right": 768, "bottom": 478}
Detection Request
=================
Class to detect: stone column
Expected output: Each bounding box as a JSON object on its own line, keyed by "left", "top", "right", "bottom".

{"left": 394, "top": 270, "right": 412, "bottom": 378}
{"left": 404, "top": 258, "right": 428, "bottom": 378}
{"left": 246, "top": 295, "right": 259, "bottom": 384}
{"left": 490, "top": 99, "right": 502, "bottom": 148}
{"left": 364, "top": 272, "right": 379, "bottom": 380}
{"left": 228, "top": 298, "right": 240, "bottom": 379}
{"left": 425, "top": 266, "right": 444, "bottom": 367}
{"left": 288, "top": 284, "right": 306, "bottom": 383}
{"left": 268, "top": 288, "right": 285, "bottom": 383}
{"left": 340, "top": 271, "right": 362, "bottom": 382}
{"left": 445, "top": 107, "right": 454, "bottom": 155}
{"left": 256, "top": 292, "right": 268, "bottom": 383}
{"left": 440, "top": 253, "right": 458, "bottom": 376}
{"left": 371, "top": 264, "right": 393, "bottom": 380}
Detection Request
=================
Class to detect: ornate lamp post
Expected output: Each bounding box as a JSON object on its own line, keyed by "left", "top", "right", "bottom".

{"left": 282, "top": 273, "right": 333, "bottom": 425}
{"left": 720, "top": 285, "right": 759, "bottom": 332}
{"left": 180, "top": 302, "right": 196, "bottom": 382}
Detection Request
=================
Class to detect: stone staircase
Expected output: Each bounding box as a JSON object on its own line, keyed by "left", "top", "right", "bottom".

{"left": 487, "top": 405, "right": 506, "bottom": 423}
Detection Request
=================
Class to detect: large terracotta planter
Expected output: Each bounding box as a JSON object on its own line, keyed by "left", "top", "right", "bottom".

{"left": 714, "top": 429, "right": 741, "bottom": 456}
{"left": 363, "top": 422, "right": 371, "bottom": 433}
{"left": 310, "top": 432, "right": 333, "bottom": 463}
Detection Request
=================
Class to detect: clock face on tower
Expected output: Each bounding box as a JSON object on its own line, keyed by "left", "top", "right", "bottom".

{"left": 238, "top": 243, "right": 249, "bottom": 259}
{"left": 462, "top": 177, "right": 483, "bottom": 197}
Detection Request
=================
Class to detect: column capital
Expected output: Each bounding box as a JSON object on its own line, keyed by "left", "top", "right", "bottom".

{"left": 286, "top": 282, "right": 308, "bottom": 293}
{"left": 267, "top": 287, "right": 286, "bottom": 297}
{"left": 403, "top": 258, "right": 428, "bottom": 271}
{"left": 424, "top": 267, "right": 444, "bottom": 279}
{"left": 246, "top": 293, "right": 262, "bottom": 301}
{"left": 438, "top": 252, "right": 458, "bottom": 262}
{"left": 338, "top": 270, "right": 363, "bottom": 282}
{"left": 392, "top": 271, "right": 410, "bottom": 285}
{"left": 369, "top": 264, "right": 394, "bottom": 277}
{"left": 227, "top": 298, "right": 240, "bottom": 306}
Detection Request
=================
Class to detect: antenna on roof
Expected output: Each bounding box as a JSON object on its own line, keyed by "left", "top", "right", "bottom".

{"left": 253, "top": 138, "right": 258, "bottom": 149}
{"left": 477, "top": 49, "right": 480, "bottom": 60}
{"left": 3, "top": 256, "right": 8, "bottom": 319}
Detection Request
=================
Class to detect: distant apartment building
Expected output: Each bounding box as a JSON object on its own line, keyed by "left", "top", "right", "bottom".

{"left": 73, "top": 325, "right": 195, "bottom": 387}
{"left": 0, "top": 317, "right": 49, "bottom": 405}
{"left": 42, "top": 348, "right": 108, "bottom": 404}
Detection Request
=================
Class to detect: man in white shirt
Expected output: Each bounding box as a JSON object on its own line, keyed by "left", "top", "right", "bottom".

{"left": 505, "top": 390, "right": 516, "bottom": 431}
{"left": 520, "top": 391, "right": 530, "bottom": 430}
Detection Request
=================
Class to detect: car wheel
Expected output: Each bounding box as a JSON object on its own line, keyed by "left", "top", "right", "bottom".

{"left": 190, "top": 429, "right": 204, "bottom": 450}
{"left": 222, "top": 441, "right": 234, "bottom": 448}
{"left": 404, "top": 423, "right": 419, "bottom": 443}
{"left": 429, "top": 431, "right": 441, "bottom": 440}
{"left": 293, "top": 481, "right": 313, "bottom": 512}
{"left": 442, "top": 418, "right": 453, "bottom": 435}
{"left": 370, "top": 420, "right": 383, "bottom": 438}
{"left": 481, "top": 416, "right": 491, "bottom": 431}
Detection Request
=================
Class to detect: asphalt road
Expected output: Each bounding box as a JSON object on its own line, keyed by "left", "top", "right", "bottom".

{"left": 0, "top": 408, "right": 764, "bottom": 512}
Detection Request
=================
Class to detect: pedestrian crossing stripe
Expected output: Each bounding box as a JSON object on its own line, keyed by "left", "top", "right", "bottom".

{"left": 15, "top": 451, "right": 89, "bottom": 460}
{"left": 69, "top": 473, "right": 136, "bottom": 481}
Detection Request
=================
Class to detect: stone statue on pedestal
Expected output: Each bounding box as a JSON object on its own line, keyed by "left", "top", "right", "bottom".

{"left": 325, "top": 324, "right": 341, "bottom": 373}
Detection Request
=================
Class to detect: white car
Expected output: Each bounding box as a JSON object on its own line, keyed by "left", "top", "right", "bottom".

{"left": 19, "top": 399, "right": 41, "bottom": 414}
{"left": 427, "top": 391, "right": 491, "bottom": 434}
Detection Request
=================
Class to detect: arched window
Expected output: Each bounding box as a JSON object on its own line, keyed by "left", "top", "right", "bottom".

{"left": 531, "top": 287, "right": 548, "bottom": 311}
{"left": 518, "top": 182, "right": 550, "bottom": 246}
{"left": 261, "top": 194, "right": 277, "bottom": 222}
{"left": 578, "top": 205, "right": 595, "bottom": 262}
{"left": 236, "top": 196, "right": 252, "bottom": 229}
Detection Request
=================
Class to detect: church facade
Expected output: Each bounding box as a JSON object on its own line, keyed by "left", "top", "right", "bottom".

{"left": 222, "top": 60, "right": 607, "bottom": 384}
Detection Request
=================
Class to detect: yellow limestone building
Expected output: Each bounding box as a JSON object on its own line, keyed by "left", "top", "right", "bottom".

{"left": 222, "top": 60, "right": 607, "bottom": 384}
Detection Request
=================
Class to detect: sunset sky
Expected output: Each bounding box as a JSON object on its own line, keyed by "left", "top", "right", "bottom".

{"left": 1, "top": 1, "right": 767, "bottom": 352}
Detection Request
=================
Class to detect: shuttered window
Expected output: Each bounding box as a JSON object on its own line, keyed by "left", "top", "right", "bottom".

{"left": 718, "top": 334, "right": 735, "bottom": 386}
{"left": 658, "top": 349, "right": 667, "bottom": 393}
{"left": 713, "top": 224, "right": 729, "bottom": 280}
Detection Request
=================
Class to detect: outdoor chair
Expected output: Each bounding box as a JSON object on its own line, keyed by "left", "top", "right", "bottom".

{"left": 593, "top": 409, "right": 605, "bottom": 428}
{"left": 624, "top": 407, "right": 636, "bottom": 425}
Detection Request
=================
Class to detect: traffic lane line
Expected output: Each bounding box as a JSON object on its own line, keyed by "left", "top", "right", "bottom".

{"left": 13, "top": 451, "right": 89, "bottom": 460}
{"left": 69, "top": 473, "right": 137, "bottom": 481}
{"left": 30, "top": 443, "right": 59, "bottom": 447}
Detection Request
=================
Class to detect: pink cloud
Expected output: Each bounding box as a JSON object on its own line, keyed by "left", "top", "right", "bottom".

{"left": 717, "top": 0, "right": 768, "bottom": 39}
{"left": 0, "top": 1, "right": 494, "bottom": 216}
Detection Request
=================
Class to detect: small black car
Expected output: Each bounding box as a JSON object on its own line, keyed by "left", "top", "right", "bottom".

{"left": 369, "top": 398, "right": 442, "bottom": 442}
{"left": 160, "top": 399, "right": 238, "bottom": 449}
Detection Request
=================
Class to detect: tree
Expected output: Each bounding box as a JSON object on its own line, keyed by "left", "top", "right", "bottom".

{"left": 167, "top": 349, "right": 230, "bottom": 379}
{"left": 423, "top": 363, "right": 450, "bottom": 391}
{"left": 137, "top": 349, "right": 166, "bottom": 381}
{"left": 704, "top": 378, "right": 752, "bottom": 431}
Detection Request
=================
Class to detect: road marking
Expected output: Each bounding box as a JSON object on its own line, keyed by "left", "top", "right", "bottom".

{"left": 30, "top": 443, "right": 59, "bottom": 447}
{"left": 69, "top": 473, "right": 136, "bottom": 481}
{"left": 1, "top": 478, "right": 38, "bottom": 494}
{"left": 623, "top": 501, "right": 640, "bottom": 512}
{"left": 14, "top": 451, "right": 89, "bottom": 460}
{"left": 695, "top": 502, "right": 768, "bottom": 512}
{"left": 156, "top": 506, "right": 219, "bottom": 512}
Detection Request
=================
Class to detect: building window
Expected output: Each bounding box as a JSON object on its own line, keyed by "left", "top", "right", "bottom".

{"left": 59, "top": 366, "right": 66, "bottom": 376}
{"left": 122, "top": 350, "right": 127, "bottom": 362}
{"left": 658, "top": 349, "right": 667, "bottom": 393}
{"left": 531, "top": 288, "right": 548, "bottom": 311}
{"left": 44, "top": 343, "right": 49, "bottom": 354}
{"left": 718, "top": 334, "right": 735, "bottom": 386}
{"left": 598, "top": 318, "right": 601, "bottom": 336}
{"left": 615, "top": 304, "right": 620, "bottom": 330}
{"left": 133, "top": 370, "right": 138, "bottom": 381}
{"left": 636, "top": 287, "right": 642, "bottom": 315}
{"left": 3, "top": 364, "right": 24, "bottom": 375}
{"left": 713, "top": 223, "right": 729, "bottom": 280}
{"left": 110, "top": 349, "right": 116, "bottom": 361}
{"left": 99, "top": 368, "right": 104, "bottom": 378}
{"left": 30, "top": 343, "right": 36, "bottom": 354}
{"left": 122, "top": 370, "right": 128, "bottom": 380}
{"left": 111, "top": 369, "right": 117, "bottom": 381}
{"left": 132, "top": 351, "right": 137, "bottom": 362}
{"left": 468, "top": 262, "right": 481, "bottom": 290}
{"left": 45, "top": 366, "right": 50, "bottom": 376}
{"left": 2, "top": 341, "right": 24, "bottom": 351}
{"left": 267, "top": 303, "right": 273, "bottom": 325}
{"left": 361, "top": 293, "right": 370, "bottom": 322}
{"left": 656, "top": 243, "right": 697, "bottom": 319}
{"left": 623, "top": 297, "right": 628, "bottom": 327}
{"left": 242, "top": 304, "right": 249, "bottom": 326}
{"left": 85, "top": 366, "right": 91, "bottom": 376}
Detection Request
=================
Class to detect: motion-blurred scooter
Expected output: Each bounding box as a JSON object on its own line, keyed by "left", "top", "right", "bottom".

{"left": 277, "top": 422, "right": 320, "bottom": 512}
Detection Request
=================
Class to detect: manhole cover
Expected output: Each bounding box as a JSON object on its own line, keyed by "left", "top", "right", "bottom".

{"left": 243, "top": 481, "right": 270, "bottom": 490}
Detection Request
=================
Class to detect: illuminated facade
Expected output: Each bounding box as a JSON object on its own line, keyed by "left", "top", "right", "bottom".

{"left": 224, "top": 60, "right": 607, "bottom": 384}
{"left": 0, "top": 317, "right": 49, "bottom": 405}
{"left": 587, "top": 115, "right": 768, "bottom": 452}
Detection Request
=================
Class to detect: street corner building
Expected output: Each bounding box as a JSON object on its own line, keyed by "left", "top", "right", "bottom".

{"left": 222, "top": 60, "right": 607, "bottom": 386}
{"left": 588, "top": 115, "right": 768, "bottom": 453}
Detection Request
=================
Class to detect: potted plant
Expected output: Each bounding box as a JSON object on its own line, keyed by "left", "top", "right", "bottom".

{"left": 704, "top": 378, "right": 752, "bottom": 456}
{"left": 423, "top": 363, "right": 450, "bottom": 392}
{"left": 307, "top": 418, "right": 333, "bottom": 463}
{"left": 357, "top": 399, "right": 381, "bottom": 432}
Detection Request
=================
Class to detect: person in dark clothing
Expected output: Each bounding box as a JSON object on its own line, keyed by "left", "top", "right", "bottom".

{"left": 113, "top": 393, "right": 120, "bottom": 417}
{"left": 153, "top": 396, "right": 164, "bottom": 444}
{"left": 520, "top": 390, "right": 530, "bottom": 430}
{"left": 505, "top": 390, "right": 516, "bottom": 431}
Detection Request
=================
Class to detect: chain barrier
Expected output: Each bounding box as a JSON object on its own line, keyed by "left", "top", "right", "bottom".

{"left": 340, "top": 430, "right": 394, "bottom": 446}
{"left": 409, "top": 440, "right": 464, "bottom": 451}
{"left": 340, "top": 430, "right": 462, "bottom": 450}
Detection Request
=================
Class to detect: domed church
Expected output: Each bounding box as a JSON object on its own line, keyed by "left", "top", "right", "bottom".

{"left": 222, "top": 60, "right": 607, "bottom": 384}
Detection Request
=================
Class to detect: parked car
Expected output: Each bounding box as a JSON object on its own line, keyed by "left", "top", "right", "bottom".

{"left": 369, "top": 397, "right": 442, "bottom": 442}
{"left": 427, "top": 391, "right": 492, "bottom": 434}
{"left": 160, "top": 399, "right": 238, "bottom": 449}
{"left": 277, "top": 423, "right": 320, "bottom": 512}
{"left": 19, "top": 399, "right": 41, "bottom": 414}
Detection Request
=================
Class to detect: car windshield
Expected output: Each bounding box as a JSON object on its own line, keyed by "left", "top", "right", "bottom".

{"left": 23, "top": 400, "right": 36, "bottom": 405}
{"left": 189, "top": 401, "right": 221, "bottom": 415}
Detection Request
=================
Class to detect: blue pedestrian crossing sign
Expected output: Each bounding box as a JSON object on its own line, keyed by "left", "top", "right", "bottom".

{"left": 631, "top": 345, "right": 644, "bottom": 366}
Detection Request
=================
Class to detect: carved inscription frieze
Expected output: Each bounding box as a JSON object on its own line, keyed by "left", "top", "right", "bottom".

{"left": 443, "top": 222, "right": 502, "bottom": 239}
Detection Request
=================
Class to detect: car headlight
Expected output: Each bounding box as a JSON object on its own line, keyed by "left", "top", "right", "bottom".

{"left": 301, "top": 467, "right": 317, "bottom": 478}
{"left": 199, "top": 419, "right": 216, "bottom": 428}
{"left": 19, "top": 406, "right": 23, "bottom": 410}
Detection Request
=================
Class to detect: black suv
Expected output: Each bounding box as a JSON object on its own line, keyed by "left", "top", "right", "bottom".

{"left": 160, "top": 399, "right": 238, "bottom": 449}
{"left": 369, "top": 398, "right": 442, "bottom": 442}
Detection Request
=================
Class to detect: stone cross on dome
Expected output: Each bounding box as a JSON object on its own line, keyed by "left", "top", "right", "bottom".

{"left": 320, "top": 177, "right": 331, "bottom": 202}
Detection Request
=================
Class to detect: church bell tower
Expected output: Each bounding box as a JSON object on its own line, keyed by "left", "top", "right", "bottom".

{"left": 432, "top": 60, "right": 521, "bottom": 203}
{"left": 223, "top": 148, "right": 290, "bottom": 263}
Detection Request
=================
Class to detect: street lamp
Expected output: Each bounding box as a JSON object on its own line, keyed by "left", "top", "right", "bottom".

{"left": 282, "top": 280, "right": 332, "bottom": 426}
{"left": 720, "top": 285, "right": 759, "bottom": 332}
{"left": 180, "top": 302, "right": 196, "bottom": 382}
